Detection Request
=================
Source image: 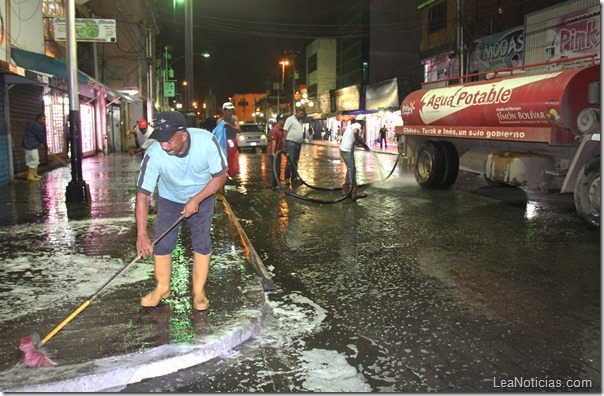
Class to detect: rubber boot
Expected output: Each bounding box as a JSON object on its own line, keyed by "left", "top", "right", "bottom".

{"left": 351, "top": 186, "right": 359, "bottom": 201}
{"left": 342, "top": 183, "right": 350, "bottom": 197}
{"left": 192, "top": 252, "right": 210, "bottom": 311}
{"left": 141, "top": 254, "right": 172, "bottom": 307}
{"left": 32, "top": 167, "right": 42, "bottom": 181}
{"left": 26, "top": 168, "right": 38, "bottom": 182}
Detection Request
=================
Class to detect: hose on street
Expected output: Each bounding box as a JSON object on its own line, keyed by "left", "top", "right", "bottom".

{"left": 271, "top": 147, "right": 404, "bottom": 204}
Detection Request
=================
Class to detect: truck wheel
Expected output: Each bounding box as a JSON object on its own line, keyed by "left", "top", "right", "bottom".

{"left": 439, "top": 141, "right": 459, "bottom": 188}
{"left": 574, "top": 157, "right": 600, "bottom": 229}
{"left": 414, "top": 141, "right": 445, "bottom": 188}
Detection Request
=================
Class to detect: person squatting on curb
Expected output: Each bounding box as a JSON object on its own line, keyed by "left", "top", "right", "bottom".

{"left": 134, "top": 110, "right": 228, "bottom": 311}
{"left": 129, "top": 118, "right": 156, "bottom": 158}
{"left": 340, "top": 122, "right": 370, "bottom": 201}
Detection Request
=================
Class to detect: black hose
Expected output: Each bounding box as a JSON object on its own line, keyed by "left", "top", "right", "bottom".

{"left": 271, "top": 147, "right": 404, "bottom": 204}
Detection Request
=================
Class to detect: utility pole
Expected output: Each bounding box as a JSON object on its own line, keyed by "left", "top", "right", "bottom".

{"left": 146, "top": 6, "right": 154, "bottom": 119}
{"left": 283, "top": 49, "right": 299, "bottom": 114}
{"left": 65, "top": 0, "right": 90, "bottom": 205}
{"left": 184, "top": 0, "right": 196, "bottom": 126}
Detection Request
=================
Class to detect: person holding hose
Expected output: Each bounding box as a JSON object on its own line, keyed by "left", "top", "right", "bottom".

{"left": 340, "top": 122, "right": 370, "bottom": 201}
{"left": 134, "top": 110, "right": 228, "bottom": 311}
{"left": 268, "top": 114, "right": 285, "bottom": 189}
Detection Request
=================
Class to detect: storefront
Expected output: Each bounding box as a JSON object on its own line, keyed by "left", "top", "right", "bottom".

{"left": 357, "top": 78, "right": 402, "bottom": 148}
{"left": 8, "top": 47, "right": 131, "bottom": 179}
{"left": 316, "top": 79, "right": 403, "bottom": 148}
{"left": 0, "top": 62, "right": 48, "bottom": 186}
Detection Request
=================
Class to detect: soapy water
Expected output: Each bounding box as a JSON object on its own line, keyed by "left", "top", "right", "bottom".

{"left": 121, "top": 290, "right": 376, "bottom": 392}
{"left": 0, "top": 217, "right": 145, "bottom": 322}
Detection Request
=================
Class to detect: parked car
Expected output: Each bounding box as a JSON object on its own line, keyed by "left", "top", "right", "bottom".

{"left": 237, "top": 123, "right": 267, "bottom": 152}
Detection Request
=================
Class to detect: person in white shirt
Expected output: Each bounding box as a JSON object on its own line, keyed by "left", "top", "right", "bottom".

{"left": 340, "top": 122, "right": 370, "bottom": 201}
{"left": 283, "top": 109, "right": 305, "bottom": 185}
{"left": 129, "top": 119, "right": 155, "bottom": 157}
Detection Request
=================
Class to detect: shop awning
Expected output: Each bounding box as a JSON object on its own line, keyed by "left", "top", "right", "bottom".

{"left": 11, "top": 47, "right": 134, "bottom": 102}
{"left": 0, "top": 59, "right": 47, "bottom": 85}
{"left": 11, "top": 47, "right": 90, "bottom": 84}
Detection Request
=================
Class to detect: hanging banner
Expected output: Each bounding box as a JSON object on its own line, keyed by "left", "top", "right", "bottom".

{"left": 319, "top": 91, "right": 331, "bottom": 113}
{"left": 543, "top": 6, "right": 600, "bottom": 70}
{"left": 53, "top": 18, "right": 117, "bottom": 43}
{"left": 365, "top": 78, "right": 399, "bottom": 110}
{"left": 333, "top": 85, "right": 360, "bottom": 112}
{"left": 468, "top": 26, "right": 525, "bottom": 73}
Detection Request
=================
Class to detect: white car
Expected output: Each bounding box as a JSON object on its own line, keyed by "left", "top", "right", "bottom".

{"left": 237, "top": 123, "right": 267, "bottom": 153}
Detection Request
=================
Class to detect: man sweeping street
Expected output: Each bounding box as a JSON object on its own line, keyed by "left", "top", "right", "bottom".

{"left": 134, "top": 110, "right": 228, "bottom": 311}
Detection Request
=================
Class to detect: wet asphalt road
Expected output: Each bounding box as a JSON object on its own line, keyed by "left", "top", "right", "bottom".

{"left": 122, "top": 144, "right": 600, "bottom": 392}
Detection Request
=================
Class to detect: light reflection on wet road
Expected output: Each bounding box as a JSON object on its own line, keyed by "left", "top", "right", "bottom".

{"left": 123, "top": 144, "right": 600, "bottom": 392}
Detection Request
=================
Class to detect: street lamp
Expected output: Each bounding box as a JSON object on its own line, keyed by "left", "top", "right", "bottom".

{"left": 296, "top": 93, "right": 314, "bottom": 140}
{"left": 160, "top": 51, "right": 210, "bottom": 112}
{"left": 252, "top": 110, "right": 264, "bottom": 124}
{"left": 296, "top": 92, "right": 314, "bottom": 111}
{"left": 170, "top": 52, "right": 210, "bottom": 67}
{"left": 279, "top": 59, "right": 289, "bottom": 86}
{"left": 276, "top": 60, "right": 289, "bottom": 116}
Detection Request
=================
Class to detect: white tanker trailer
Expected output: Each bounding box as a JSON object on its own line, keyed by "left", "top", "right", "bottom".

{"left": 395, "top": 59, "right": 600, "bottom": 228}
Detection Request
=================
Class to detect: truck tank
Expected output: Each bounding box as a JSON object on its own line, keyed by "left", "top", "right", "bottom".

{"left": 401, "top": 65, "right": 600, "bottom": 139}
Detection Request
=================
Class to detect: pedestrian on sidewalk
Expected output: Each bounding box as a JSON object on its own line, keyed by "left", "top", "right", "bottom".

{"left": 22, "top": 113, "right": 47, "bottom": 182}
{"left": 268, "top": 114, "right": 285, "bottom": 189}
{"left": 135, "top": 110, "right": 228, "bottom": 311}
{"left": 283, "top": 108, "right": 305, "bottom": 185}
{"left": 340, "top": 122, "right": 370, "bottom": 201}
{"left": 379, "top": 126, "right": 388, "bottom": 150}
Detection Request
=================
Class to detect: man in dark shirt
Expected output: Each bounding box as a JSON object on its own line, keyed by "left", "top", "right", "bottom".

{"left": 22, "top": 113, "right": 47, "bottom": 182}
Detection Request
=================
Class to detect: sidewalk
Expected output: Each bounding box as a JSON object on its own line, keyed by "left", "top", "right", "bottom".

{"left": 0, "top": 153, "right": 269, "bottom": 392}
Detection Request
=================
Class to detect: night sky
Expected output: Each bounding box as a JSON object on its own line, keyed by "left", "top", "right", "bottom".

{"left": 156, "top": 0, "right": 339, "bottom": 104}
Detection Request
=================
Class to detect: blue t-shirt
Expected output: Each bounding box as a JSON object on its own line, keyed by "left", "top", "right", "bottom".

{"left": 212, "top": 120, "right": 227, "bottom": 155}
{"left": 138, "top": 128, "right": 228, "bottom": 204}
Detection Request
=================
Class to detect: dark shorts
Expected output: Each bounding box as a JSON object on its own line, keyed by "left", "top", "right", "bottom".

{"left": 154, "top": 195, "right": 215, "bottom": 255}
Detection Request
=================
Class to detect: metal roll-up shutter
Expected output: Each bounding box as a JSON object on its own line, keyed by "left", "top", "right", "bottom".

{"left": 10, "top": 84, "right": 45, "bottom": 174}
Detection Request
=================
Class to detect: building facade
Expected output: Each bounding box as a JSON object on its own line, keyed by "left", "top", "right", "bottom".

{"left": 0, "top": 0, "right": 157, "bottom": 186}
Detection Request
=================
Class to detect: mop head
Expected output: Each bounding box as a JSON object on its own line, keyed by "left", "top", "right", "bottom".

{"left": 19, "top": 335, "right": 57, "bottom": 367}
